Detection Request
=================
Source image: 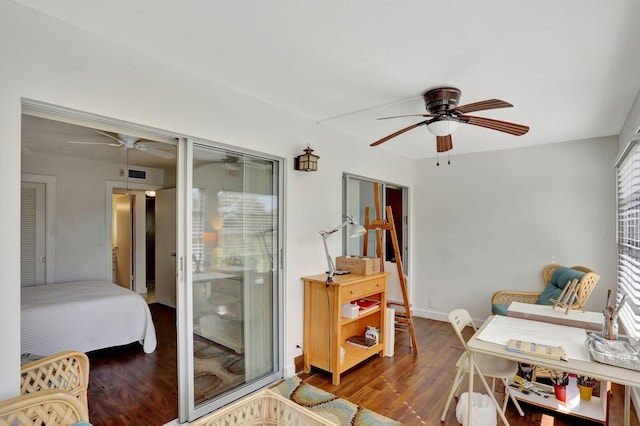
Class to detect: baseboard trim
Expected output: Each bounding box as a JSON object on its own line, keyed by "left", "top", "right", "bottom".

{"left": 294, "top": 354, "right": 304, "bottom": 374}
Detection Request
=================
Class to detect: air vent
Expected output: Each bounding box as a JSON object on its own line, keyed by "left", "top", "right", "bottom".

{"left": 128, "top": 169, "right": 147, "bottom": 180}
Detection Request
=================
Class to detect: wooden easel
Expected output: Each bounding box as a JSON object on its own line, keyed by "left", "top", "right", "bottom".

{"left": 550, "top": 278, "right": 583, "bottom": 314}
{"left": 362, "top": 182, "right": 418, "bottom": 353}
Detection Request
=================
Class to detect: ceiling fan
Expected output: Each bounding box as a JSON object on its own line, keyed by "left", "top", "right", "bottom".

{"left": 208, "top": 154, "right": 272, "bottom": 172}
{"left": 370, "top": 87, "right": 529, "bottom": 153}
{"left": 69, "top": 130, "right": 176, "bottom": 159}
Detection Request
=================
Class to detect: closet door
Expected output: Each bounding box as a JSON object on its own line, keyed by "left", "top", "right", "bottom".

{"left": 178, "top": 142, "right": 283, "bottom": 422}
{"left": 20, "top": 182, "right": 46, "bottom": 286}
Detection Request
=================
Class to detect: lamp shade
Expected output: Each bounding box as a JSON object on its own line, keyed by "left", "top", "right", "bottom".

{"left": 426, "top": 119, "right": 460, "bottom": 136}
{"left": 349, "top": 223, "right": 366, "bottom": 238}
{"left": 294, "top": 145, "right": 319, "bottom": 171}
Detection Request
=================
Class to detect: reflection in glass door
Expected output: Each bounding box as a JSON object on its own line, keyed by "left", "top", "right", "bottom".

{"left": 189, "top": 145, "right": 281, "bottom": 416}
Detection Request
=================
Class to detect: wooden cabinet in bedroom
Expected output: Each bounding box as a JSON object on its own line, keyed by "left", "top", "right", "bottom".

{"left": 193, "top": 272, "right": 244, "bottom": 354}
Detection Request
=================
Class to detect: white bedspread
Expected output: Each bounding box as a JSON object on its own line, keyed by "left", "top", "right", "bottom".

{"left": 21, "top": 280, "right": 157, "bottom": 356}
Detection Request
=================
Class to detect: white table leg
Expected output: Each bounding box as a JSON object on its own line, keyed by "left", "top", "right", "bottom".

{"left": 468, "top": 352, "right": 474, "bottom": 425}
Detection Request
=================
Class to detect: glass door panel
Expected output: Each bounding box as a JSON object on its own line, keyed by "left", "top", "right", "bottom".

{"left": 189, "top": 145, "right": 280, "bottom": 414}
{"left": 343, "top": 174, "right": 408, "bottom": 268}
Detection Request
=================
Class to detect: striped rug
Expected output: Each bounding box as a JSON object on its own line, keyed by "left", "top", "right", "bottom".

{"left": 271, "top": 376, "right": 403, "bottom": 426}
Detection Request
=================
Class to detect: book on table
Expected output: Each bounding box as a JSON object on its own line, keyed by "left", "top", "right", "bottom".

{"left": 354, "top": 298, "right": 381, "bottom": 315}
{"left": 506, "top": 339, "right": 568, "bottom": 361}
{"left": 346, "top": 335, "right": 377, "bottom": 349}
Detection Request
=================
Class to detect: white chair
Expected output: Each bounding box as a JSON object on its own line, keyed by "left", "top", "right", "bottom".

{"left": 440, "top": 308, "right": 524, "bottom": 422}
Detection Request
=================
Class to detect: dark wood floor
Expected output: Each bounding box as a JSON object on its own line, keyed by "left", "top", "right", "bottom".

{"left": 86, "top": 305, "right": 639, "bottom": 425}
{"left": 87, "top": 303, "right": 178, "bottom": 425}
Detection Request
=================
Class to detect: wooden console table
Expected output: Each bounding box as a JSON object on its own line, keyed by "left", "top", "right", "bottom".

{"left": 302, "top": 273, "right": 388, "bottom": 385}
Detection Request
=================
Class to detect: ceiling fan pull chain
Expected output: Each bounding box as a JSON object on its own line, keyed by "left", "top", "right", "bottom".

{"left": 436, "top": 152, "right": 440, "bottom": 166}
{"left": 448, "top": 152, "right": 451, "bottom": 165}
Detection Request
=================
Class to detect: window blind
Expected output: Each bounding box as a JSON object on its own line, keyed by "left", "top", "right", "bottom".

{"left": 216, "top": 190, "right": 276, "bottom": 272}
{"left": 616, "top": 138, "right": 640, "bottom": 341}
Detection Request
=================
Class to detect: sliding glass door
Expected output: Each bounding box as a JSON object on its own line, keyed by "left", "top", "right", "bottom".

{"left": 179, "top": 142, "right": 283, "bottom": 422}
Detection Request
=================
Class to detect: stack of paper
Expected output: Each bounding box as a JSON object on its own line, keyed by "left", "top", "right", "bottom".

{"left": 506, "top": 339, "right": 568, "bottom": 361}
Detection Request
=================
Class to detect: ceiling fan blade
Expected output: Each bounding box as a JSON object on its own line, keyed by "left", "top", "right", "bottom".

{"left": 134, "top": 142, "right": 176, "bottom": 159}
{"left": 94, "top": 129, "right": 125, "bottom": 145}
{"left": 459, "top": 115, "right": 529, "bottom": 136}
{"left": 377, "top": 113, "right": 437, "bottom": 120}
{"left": 68, "top": 141, "right": 120, "bottom": 146}
{"left": 370, "top": 121, "right": 426, "bottom": 147}
{"left": 454, "top": 99, "right": 513, "bottom": 114}
{"left": 436, "top": 135, "right": 453, "bottom": 153}
{"left": 142, "top": 147, "right": 176, "bottom": 159}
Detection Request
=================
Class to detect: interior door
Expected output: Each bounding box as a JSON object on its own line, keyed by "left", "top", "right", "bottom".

{"left": 20, "top": 181, "right": 46, "bottom": 286}
{"left": 112, "top": 193, "right": 133, "bottom": 289}
{"left": 155, "top": 188, "right": 177, "bottom": 308}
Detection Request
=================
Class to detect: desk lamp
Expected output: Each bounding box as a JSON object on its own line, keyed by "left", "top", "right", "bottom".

{"left": 320, "top": 215, "right": 366, "bottom": 283}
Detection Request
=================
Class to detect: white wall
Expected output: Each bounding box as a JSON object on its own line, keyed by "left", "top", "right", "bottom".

{"left": 21, "top": 150, "right": 166, "bottom": 283}
{"left": 410, "top": 136, "right": 619, "bottom": 322}
{"left": 0, "top": 1, "right": 411, "bottom": 399}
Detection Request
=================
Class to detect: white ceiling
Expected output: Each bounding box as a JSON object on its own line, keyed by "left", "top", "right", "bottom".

{"left": 15, "top": 0, "right": 640, "bottom": 160}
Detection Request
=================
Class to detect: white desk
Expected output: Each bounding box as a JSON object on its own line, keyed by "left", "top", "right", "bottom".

{"left": 466, "top": 315, "right": 640, "bottom": 426}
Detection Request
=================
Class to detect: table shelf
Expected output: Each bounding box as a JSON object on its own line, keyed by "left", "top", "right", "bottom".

{"left": 510, "top": 376, "right": 609, "bottom": 424}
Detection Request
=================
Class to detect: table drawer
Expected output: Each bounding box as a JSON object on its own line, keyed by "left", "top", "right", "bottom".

{"left": 341, "top": 277, "right": 385, "bottom": 303}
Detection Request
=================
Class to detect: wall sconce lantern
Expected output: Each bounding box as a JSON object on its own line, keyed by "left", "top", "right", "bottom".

{"left": 294, "top": 145, "right": 319, "bottom": 172}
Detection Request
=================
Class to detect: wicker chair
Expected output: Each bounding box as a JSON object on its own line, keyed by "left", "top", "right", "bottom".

{"left": 491, "top": 264, "right": 600, "bottom": 382}
{"left": 20, "top": 351, "right": 90, "bottom": 414}
{"left": 491, "top": 264, "right": 600, "bottom": 313}
{"left": 0, "top": 390, "right": 90, "bottom": 425}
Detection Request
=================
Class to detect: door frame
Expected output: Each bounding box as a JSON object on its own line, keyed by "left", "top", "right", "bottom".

{"left": 105, "top": 181, "right": 162, "bottom": 292}
{"left": 342, "top": 173, "right": 409, "bottom": 272}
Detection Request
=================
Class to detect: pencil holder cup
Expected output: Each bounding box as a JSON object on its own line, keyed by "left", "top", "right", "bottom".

{"left": 602, "top": 318, "right": 618, "bottom": 340}
{"left": 554, "top": 384, "right": 567, "bottom": 403}
{"left": 578, "top": 384, "right": 593, "bottom": 401}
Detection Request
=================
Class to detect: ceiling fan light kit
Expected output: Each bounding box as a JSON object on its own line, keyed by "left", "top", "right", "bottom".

{"left": 370, "top": 86, "right": 529, "bottom": 159}
{"left": 426, "top": 119, "right": 459, "bottom": 137}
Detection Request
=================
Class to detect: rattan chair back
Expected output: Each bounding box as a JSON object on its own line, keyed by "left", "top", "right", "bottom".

{"left": 0, "top": 390, "right": 89, "bottom": 426}
{"left": 20, "top": 351, "right": 89, "bottom": 411}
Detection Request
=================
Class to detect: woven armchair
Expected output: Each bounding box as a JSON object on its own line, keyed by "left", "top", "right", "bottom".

{"left": 20, "top": 351, "right": 90, "bottom": 413}
{"left": 0, "top": 390, "right": 90, "bottom": 425}
{"left": 491, "top": 264, "right": 600, "bottom": 311}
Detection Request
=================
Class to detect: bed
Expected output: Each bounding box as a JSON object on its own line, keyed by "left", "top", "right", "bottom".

{"left": 21, "top": 280, "right": 157, "bottom": 356}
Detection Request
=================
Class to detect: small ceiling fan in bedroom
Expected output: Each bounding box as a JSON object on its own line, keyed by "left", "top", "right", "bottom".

{"left": 370, "top": 87, "right": 529, "bottom": 158}
{"left": 207, "top": 154, "right": 273, "bottom": 174}
{"left": 68, "top": 130, "right": 176, "bottom": 159}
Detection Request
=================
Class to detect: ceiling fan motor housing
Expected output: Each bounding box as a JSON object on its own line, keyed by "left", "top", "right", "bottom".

{"left": 423, "top": 87, "right": 461, "bottom": 114}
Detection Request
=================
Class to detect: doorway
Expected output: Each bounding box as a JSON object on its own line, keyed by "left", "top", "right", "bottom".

{"left": 343, "top": 173, "right": 409, "bottom": 303}
{"left": 112, "top": 192, "right": 133, "bottom": 289}
{"left": 343, "top": 174, "right": 409, "bottom": 269}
